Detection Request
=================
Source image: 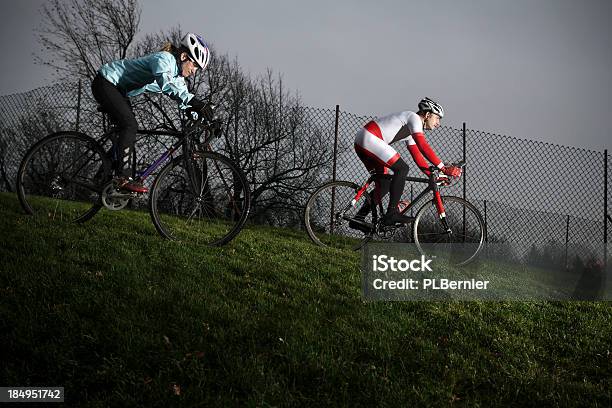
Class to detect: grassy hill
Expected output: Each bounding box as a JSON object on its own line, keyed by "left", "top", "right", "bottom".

{"left": 0, "top": 192, "right": 610, "bottom": 407}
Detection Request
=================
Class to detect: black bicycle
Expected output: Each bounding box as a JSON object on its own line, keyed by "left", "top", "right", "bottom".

{"left": 16, "top": 105, "right": 250, "bottom": 246}
{"left": 304, "top": 161, "right": 486, "bottom": 265}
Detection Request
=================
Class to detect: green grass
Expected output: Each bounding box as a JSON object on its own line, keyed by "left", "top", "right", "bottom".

{"left": 0, "top": 192, "right": 610, "bottom": 407}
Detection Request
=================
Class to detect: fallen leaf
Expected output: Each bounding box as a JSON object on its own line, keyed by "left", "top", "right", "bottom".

{"left": 172, "top": 383, "right": 181, "bottom": 396}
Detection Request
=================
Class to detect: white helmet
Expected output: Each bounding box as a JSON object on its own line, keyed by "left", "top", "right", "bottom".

{"left": 181, "top": 33, "right": 211, "bottom": 69}
{"left": 418, "top": 97, "right": 445, "bottom": 118}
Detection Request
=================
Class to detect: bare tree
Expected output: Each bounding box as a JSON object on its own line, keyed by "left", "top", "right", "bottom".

{"left": 217, "top": 66, "right": 332, "bottom": 225}
{"left": 36, "top": 0, "right": 141, "bottom": 81}
{"left": 0, "top": 107, "right": 66, "bottom": 192}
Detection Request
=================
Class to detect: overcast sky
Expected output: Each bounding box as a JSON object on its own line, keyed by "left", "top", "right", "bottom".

{"left": 1, "top": 0, "right": 611, "bottom": 151}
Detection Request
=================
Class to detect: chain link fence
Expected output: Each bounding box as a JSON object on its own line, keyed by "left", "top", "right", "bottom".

{"left": 0, "top": 82, "right": 609, "bottom": 264}
{"left": 323, "top": 107, "right": 609, "bottom": 265}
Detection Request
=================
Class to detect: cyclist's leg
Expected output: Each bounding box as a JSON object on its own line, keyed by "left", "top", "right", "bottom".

{"left": 91, "top": 74, "right": 137, "bottom": 177}
{"left": 383, "top": 158, "right": 410, "bottom": 224}
{"left": 354, "top": 146, "right": 387, "bottom": 218}
{"left": 354, "top": 128, "right": 400, "bottom": 212}
{"left": 373, "top": 174, "right": 391, "bottom": 210}
{"left": 91, "top": 74, "right": 146, "bottom": 193}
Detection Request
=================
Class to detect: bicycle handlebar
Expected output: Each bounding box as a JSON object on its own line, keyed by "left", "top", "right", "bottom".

{"left": 428, "top": 160, "right": 465, "bottom": 189}
{"left": 428, "top": 160, "right": 466, "bottom": 174}
{"left": 184, "top": 105, "right": 224, "bottom": 144}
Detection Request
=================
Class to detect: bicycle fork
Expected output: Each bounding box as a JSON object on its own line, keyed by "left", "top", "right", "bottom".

{"left": 434, "top": 191, "right": 451, "bottom": 232}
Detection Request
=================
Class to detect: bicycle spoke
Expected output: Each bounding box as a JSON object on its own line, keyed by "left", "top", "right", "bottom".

{"left": 18, "top": 132, "right": 110, "bottom": 223}
{"left": 211, "top": 159, "right": 243, "bottom": 216}
{"left": 414, "top": 196, "right": 485, "bottom": 266}
{"left": 150, "top": 151, "right": 249, "bottom": 245}
{"left": 418, "top": 232, "right": 446, "bottom": 237}
{"left": 304, "top": 181, "right": 373, "bottom": 249}
{"left": 186, "top": 204, "right": 200, "bottom": 222}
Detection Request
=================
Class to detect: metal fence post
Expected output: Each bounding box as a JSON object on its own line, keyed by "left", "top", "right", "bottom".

{"left": 76, "top": 80, "right": 82, "bottom": 132}
{"left": 483, "top": 200, "right": 488, "bottom": 243}
{"left": 330, "top": 105, "right": 340, "bottom": 232}
{"left": 565, "top": 214, "right": 570, "bottom": 270}
{"left": 462, "top": 122, "right": 467, "bottom": 239}
{"left": 332, "top": 105, "right": 340, "bottom": 182}
{"left": 462, "top": 122, "right": 466, "bottom": 200}
{"left": 605, "top": 149, "right": 608, "bottom": 272}
{"left": 410, "top": 185, "right": 414, "bottom": 217}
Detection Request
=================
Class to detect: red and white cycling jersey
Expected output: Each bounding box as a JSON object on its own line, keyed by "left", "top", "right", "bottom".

{"left": 354, "top": 111, "right": 444, "bottom": 175}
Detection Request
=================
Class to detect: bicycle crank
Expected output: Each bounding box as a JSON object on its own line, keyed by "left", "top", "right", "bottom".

{"left": 101, "top": 181, "right": 136, "bottom": 211}
{"left": 375, "top": 224, "right": 397, "bottom": 240}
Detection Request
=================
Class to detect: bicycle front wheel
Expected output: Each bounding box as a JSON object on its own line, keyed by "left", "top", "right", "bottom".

{"left": 149, "top": 151, "right": 250, "bottom": 246}
{"left": 17, "top": 131, "right": 112, "bottom": 223}
{"left": 413, "top": 196, "right": 485, "bottom": 266}
{"left": 304, "top": 180, "right": 374, "bottom": 250}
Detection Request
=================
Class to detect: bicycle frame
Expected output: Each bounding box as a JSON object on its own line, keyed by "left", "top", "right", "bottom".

{"left": 94, "top": 127, "right": 186, "bottom": 184}
{"left": 304, "top": 161, "right": 482, "bottom": 264}
{"left": 56, "top": 111, "right": 218, "bottom": 203}
{"left": 350, "top": 170, "right": 450, "bottom": 224}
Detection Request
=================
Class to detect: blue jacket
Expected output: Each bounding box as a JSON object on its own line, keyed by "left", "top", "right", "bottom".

{"left": 99, "top": 51, "right": 195, "bottom": 109}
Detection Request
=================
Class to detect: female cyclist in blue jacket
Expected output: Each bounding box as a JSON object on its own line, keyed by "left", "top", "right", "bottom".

{"left": 91, "top": 33, "right": 210, "bottom": 193}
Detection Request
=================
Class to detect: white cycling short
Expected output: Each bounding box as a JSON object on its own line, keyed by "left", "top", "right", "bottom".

{"left": 354, "top": 123, "right": 400, "bottom": 174}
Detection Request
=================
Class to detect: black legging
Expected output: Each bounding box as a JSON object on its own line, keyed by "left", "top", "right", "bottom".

{"left": 357, "top": 158, "right": 409, "bottom": 217}
{"left": 386, "top": 158, "right": 409, "bottom": 213}
{"left": 91, "top": 73, "right": 137, "bottom": 177}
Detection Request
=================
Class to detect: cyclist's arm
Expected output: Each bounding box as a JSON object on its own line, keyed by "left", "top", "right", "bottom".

{"left": 411, "top": 132, "right": 444, "bottom": 169}
{"left": 406, "top": 141, "right": 432, "bottom": 175}
{"left": 152, "top": 75, "right": 195, "bottom": 109}
{"left": 150, "top": 53, "right": 197, "bottom": 109}
{"left": 127, "top": 75, "right": 196, "bottom": 110}
{"left": 404, "top": 113, "right": 444, "bottom": 171}
{"left": 187, "top": 97, "right": 205, "bottom": 111}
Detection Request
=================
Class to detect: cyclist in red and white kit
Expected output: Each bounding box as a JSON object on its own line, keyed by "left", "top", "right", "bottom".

{"left": 351, "top": 97, "right": 461, "bottom": 228}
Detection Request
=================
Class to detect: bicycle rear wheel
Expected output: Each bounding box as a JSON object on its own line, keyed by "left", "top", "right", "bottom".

{"left": 413, "top": 195, "right": 485, "bottom": 266}
{"left": 304, "top": 180, "right": 374, "bottom": 250}
{"left": 149, "top": 151, "right": 250, "bottom": 246}
{"left": 17, "top": 131, "right": 112, "bottom": 223}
